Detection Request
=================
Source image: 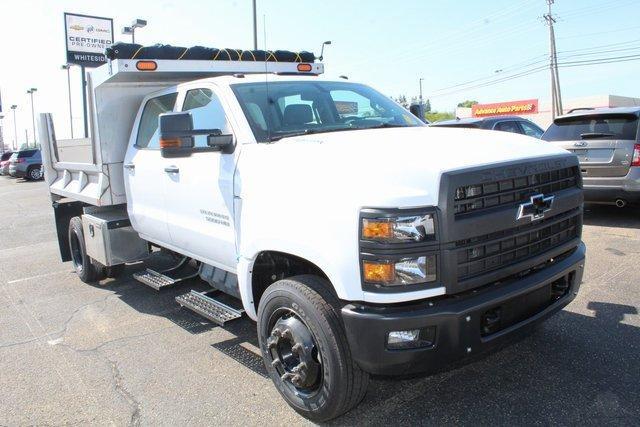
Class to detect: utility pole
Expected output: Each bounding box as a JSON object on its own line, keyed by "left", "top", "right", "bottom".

{"left": 419, "top": 78, "right": 424, "bottom": 107}
{"left": 544, "top": 0, "right": 563, "bottom": 119}
{"left": 252, "top": 0, "right": 258, "bottom": 50}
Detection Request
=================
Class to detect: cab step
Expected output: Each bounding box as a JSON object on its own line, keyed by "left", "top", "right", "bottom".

{"left": 176, "top": 290, "right": 244, "bottom": 325}
{"left": 133, "top": 256, "right": 199, "bottom": 290}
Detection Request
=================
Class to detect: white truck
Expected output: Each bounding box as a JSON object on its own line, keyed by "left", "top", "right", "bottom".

{"left": 40, "top": 46, "right": 586, "bottom": 421}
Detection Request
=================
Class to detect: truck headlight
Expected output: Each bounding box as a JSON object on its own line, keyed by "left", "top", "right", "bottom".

{"left": 362, "top": 213, "right": 435, "bottom": 243}
{"left": 363, "top": 255, "right": 436, "bottom": 286}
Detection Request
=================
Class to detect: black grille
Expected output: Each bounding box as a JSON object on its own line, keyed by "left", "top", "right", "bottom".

{"left": 454, "top": 166, "right": 579, "bottom": 216}
{"left": 456, "top": 211, "right": 580, "bottom": 280}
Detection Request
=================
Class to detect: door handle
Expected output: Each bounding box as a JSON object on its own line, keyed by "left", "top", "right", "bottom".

{"left": 164, "top": 166, "right": 180, "bottom": 173}
{"left": 124, "top": 163, "right": 135, "bottom": 170}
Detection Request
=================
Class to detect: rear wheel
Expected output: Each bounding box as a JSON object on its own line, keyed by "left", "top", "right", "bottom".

{"left": 68, "top": 216, "right": 103, "bottom": 283}
{"left": 257, "top": 275, "right": 369, "bottom": 422}
{"left": 27, "top": 165, "right": 42, "bottom": 181}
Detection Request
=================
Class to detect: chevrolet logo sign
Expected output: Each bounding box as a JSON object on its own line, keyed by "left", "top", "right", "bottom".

{"left": 517, "top": 194, "right": 554, "bottom": 221}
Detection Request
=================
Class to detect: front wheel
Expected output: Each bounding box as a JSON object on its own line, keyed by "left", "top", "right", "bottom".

{"left": 257, "top": 275, "right": 369, "bottom": 422}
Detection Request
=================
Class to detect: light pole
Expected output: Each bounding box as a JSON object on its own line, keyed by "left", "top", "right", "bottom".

{"left": 10, "top": 105, "right": 17, "bottom": 150}
{"left": 252, "top": 0, "right": 257, "bottom": 50}
{"left": 419, "top": 78, "right": 424, "bottom": 106}
{"left": 122, "top": 19, "right": 147, "bottom": 44}
{"left": 61, "top": 65, "right": 74, "bottom": 139}
{"left": 27, "top": 88, "right": 37, "bottom": 147}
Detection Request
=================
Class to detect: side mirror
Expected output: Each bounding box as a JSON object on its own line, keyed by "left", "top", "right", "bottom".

{"left": 159, "top": 112, "right": 195, "bottom": 158}
{"left": 159, "top": 112, "right": 235, "bottom": 157}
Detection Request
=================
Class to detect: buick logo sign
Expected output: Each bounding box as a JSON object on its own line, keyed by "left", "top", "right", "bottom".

{"left": 517, "top": 194, "right": 554, "bottom": 221}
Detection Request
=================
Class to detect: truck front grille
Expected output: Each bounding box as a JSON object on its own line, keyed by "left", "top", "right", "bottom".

{"left": 454, "top": 166, "right": 579, "bottom": 216}
{"left": 455, "top": 209, "right": 580, "bottom": 280}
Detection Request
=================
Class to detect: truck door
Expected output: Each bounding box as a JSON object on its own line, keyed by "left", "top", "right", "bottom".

{"left": 123, "top": 91, "right": 178, "bottom": 246}
{"left": 163, "top": 86, "right": 238, "bottom": 270}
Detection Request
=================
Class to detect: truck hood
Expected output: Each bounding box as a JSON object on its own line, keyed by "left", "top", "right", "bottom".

{"left": 238, "top": 126, "right": 571, "bottom": 208}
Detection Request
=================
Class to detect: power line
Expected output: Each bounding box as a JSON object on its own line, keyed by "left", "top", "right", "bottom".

{"left": 428, "top": 52, "right": 640, "bottom": 99}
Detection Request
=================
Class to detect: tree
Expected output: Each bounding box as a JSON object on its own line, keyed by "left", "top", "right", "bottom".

{"left": 395, "top": 95, "right": 409, "bottom": 108}
{"left": 457, "top": 100, "right": 478, "bottom": 108}
{"left": 425, "top": 111, "right": 455, "bottom": 123}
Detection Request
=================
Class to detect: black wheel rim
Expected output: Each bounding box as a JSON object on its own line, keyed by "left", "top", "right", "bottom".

{"left": 266, "top": 308, "right": 322, "bottom": 397}
{"left": 70, "top": 232, "right": 83, "bottom": 272}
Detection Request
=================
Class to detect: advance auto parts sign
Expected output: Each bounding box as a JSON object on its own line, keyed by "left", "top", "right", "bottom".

{"left": 472, "top": 99, "right": 538, "bottom": 117}
{"left": 64, "top": 12, "right": 114, "bottom": 67}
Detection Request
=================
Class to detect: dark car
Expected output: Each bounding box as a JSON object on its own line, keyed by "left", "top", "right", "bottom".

{"left": 542, "top": 106, "right": 640, "bottom": 206}
{"left": 0, "top": 151, "right": 13, "bottom": 175}
{"left": 430, "top": 116, "right": 545, "bottom": 138}
{"left": 8, "top": 149, "right": 43, "bottom": 180}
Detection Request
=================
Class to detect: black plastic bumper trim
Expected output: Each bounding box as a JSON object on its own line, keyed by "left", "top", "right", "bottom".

{"left": 341, "top": 242, "right": 586, "bottom": 376}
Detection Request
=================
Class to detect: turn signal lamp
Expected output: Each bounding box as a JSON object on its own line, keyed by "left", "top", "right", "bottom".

{"left": 136, "top": 60, "right": 158, "bottom": 71}
{"left": 159, "top": 138, "right": 182, "bottom": 148}
{"left": 362, "top": 219, "right": 393, "bottom": 240}
{"left": 297, "top": 63, "right": 313, "bottom": 72}
{"left": 363, "top": 261, "right": 395, "bottom": 284}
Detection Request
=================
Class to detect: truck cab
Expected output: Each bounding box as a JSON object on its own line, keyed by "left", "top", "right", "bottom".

{"left": 40, "top": 46, "right": 586, "bottom": 422}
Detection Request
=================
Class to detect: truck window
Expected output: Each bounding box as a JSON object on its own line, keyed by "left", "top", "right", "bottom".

{"left": 136, "top": 92, "right": 178, "bottom": 148}
{"left": 181, "top": 88, "right": 232, "bottom": 147}
{"left": 231, "top": 81, "right": 423, "bottom": 142}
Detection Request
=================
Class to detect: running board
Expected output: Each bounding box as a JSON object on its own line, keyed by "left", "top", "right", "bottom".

{"left": 176, "top": 290, "right": 243, "bottom": 325}
{"left": 133, "top": 257, "right": 199, "bottom": 290}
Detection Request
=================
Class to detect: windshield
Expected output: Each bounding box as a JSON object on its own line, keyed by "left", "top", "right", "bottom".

{"left": 231, "top": 81, "right": 424, "bottom": 142}
{"left": 542, "top": 113, "right": 639, "bottom": 141}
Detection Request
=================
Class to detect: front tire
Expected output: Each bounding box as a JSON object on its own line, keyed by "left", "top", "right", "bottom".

{"left": 257, "top": 275, "right": 369, "bottom": 422}
{"left": 68, "top": 216, "right": 103, "bottom": 283}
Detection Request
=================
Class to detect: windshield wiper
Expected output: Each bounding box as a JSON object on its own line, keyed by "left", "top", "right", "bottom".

{"left": 580, "top": 132, "right": 615, "bottom": 139}
{"left": 267, "top": 123, "right": 410, "bottom": 142}
{"left": 268, "top": 126, "right": 373, "bottom": 142}
{"left": 363, "top": 123, "right": 408, "bottom": 129}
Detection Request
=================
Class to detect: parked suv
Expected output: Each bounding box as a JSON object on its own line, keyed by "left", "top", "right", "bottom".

{"left": 430, "top": 116, "right": 545, "bottom": 138}
{"left": 542, "top": 107, "right": 640, "bottom": 206}
{"left": 0, "top": 151, "right": 13, "bottom": 175}
{"left": 9, "top": 149, "right": 43, "bottom": 180}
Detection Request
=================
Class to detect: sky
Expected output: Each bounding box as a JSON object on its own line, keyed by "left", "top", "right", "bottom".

{"left": 0, "top": 0, "right": 639, "bottom": 146}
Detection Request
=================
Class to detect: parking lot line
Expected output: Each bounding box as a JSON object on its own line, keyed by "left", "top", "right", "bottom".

{"left": 6, "top": 270, "right": 70, "bottom": 284}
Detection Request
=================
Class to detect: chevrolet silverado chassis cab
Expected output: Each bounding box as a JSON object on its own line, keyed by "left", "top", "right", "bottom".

{"left": 40, "top": 50, "right": 586, "bottom": 421}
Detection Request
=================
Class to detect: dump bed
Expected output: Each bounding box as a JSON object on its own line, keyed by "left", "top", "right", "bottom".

{"left": 40, "top": 56, "right": 324, "bottom": 206}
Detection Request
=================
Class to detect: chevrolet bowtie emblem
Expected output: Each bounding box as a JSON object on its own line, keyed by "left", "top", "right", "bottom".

{"left": 517, "top": 194, "right": 554, "bottom": 221}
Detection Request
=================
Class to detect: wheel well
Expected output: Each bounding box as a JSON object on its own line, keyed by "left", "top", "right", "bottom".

{"left": 251, "top": 251, "right": 331, "bottom": 311}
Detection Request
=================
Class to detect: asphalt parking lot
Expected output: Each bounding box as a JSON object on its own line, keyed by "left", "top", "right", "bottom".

{"left": 1, "top": 177, "right": 639, "bottom": 426}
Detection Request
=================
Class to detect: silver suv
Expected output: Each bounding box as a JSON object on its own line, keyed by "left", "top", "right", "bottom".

{"left": 542, "top": 107, "right": 640, "bottom": 207}
{"left": 8, "top": 149, "right": 43, "bottom": 180}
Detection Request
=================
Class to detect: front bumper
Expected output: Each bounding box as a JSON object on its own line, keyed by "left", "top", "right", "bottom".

{"left": 341, "top": 242, "right": 585, "bottom": 376}
{"left": 582, "top": 167, "right": 640, "bottom": 202}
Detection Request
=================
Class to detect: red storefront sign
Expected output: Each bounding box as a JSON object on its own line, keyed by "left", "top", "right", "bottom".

{"left": 472, "top": 99, "right": 539, "bottom": 117}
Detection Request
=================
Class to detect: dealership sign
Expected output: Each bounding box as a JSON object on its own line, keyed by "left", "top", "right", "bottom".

{"left": 472, "top": 99, "right": 539, "bottom": 117}
{"left": 64, "top": 12, "right": 114, "bottom": 67}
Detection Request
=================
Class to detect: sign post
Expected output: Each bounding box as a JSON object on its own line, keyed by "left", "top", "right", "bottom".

{"left": 63, "top": 12, "right": 114, "bottom": 138}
